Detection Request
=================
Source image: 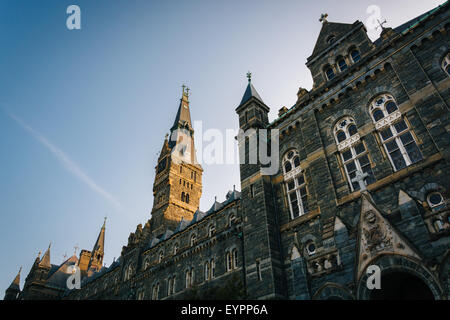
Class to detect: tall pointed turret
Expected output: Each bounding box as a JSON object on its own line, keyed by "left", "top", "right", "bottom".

{"left": 4, "top": 267, "right": 21, "bottom": 300}
{"left": 39, "top": 243, "right": 51, "bottom": 269}
{"left": 87, "top": 218, "right": 106, "bottom": 272}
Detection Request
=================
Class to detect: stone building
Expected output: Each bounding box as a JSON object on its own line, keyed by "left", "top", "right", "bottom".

{"left": 4, "top": 2, "right": 450, "bottom": 300}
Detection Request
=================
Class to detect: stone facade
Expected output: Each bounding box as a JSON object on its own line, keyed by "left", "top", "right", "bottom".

{"left": 5, "top": 2, "right": 450, "bottom": 300}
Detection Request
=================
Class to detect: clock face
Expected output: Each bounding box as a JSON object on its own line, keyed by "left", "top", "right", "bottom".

{"left": 157, "top": 158, "right": 167, "bottom": 174}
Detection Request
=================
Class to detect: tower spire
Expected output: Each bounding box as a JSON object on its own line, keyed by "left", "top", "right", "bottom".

{"left": 87, "top": 219, "right": 106, "bottom": 272}
{"left": 39, "top": 243, "right": 51, "bottom": 268}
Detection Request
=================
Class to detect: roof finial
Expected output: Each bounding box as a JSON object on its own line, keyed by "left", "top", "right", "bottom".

{"left": 376, "top": 18, "right": 387, "bottom": 31}
{"left": 319, "top": 13, "right": 328, "bottom": 24}
{"left": 246, "top": 71, "right": 252, "bottom": 83}
{"left": 182, "top": 84, "right": 186, "bottom": 95}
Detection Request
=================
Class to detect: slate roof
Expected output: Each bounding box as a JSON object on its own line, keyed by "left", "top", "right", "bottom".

{"left": 239, "top": 81, "right": 264, "bottom": 107}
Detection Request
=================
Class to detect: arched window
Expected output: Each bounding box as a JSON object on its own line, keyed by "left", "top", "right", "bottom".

{"left": 190, "top": 234, "right": 197, "bottom": 247}
{"left": 152, "top": 283, "right": 160, "bottom": 300}
{"left": 226, "top": 251, "right": 232, "bottom": 272}
{"left": 334, "top": 117, "right": 375, "bottom": 191}
{"left": 208, "top": 224, "right": 215, "bottom": 237}
{"left": 369, "top": 94, "right": 422, "bottom": 171}
{"left": 204, "top": 261, "right": 210, "bottom": 281}
{"left": 283, "top": 150, "right": 308, "bottom": 219}
{"left": 337, "top": 57, "right": 348, "bottom": 72}
{"left": 325, "top": 66, "right": 335, "bottom": 80}
{"left": 427, "top": 192, "right": 445, "bottom": 211}
{"left": 168, "top": 276, "right": 176, "bottom": 296}
{"left": 158, "top": 250, "right": 164, "bottom": 263}
{"left": 144, "top": 257, "right": 150, "bottom": 270}
{"left": 173, "top": 243, "right": 179, "bottom": 255}
{"left": 442, "top": 53, "right": 450, "bottom": 76}
{"left": 210, "top": 259, "right": 215, "bottom": 279}
{"left": 327, "top": 35, "right": 336, "bottom": 44}
{"left": 350, "top": 49, "right": 361, "bottom": 63}
{"left": 186, "top": 194, "right": 190, "bottom": 204}
{"left": 229, "top": 214, "right": 236, "bottom": 226}
{"left": 185, "top": 270, "right": 190, "bottom": 288}
{"left": 232, "top": 248, "right": 238, "bottom": 268}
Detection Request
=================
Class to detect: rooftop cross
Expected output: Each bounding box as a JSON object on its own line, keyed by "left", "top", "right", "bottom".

{"left": 319, "top": 13, "right": 328, "bottom": 23}
{"left": 376, "top": 18, "right": 387, "bottom": 30}
{"left": 246, "top": 71, "right": 252, "bottom": 83}
{"left": 351, "top": 170, "right": 369, "bottom": 191}
{"left": 186, "top": 87, "right": 190, "bottom": 97}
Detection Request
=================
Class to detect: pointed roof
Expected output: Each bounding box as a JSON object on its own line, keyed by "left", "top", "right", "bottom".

{"left": 8, "top": 267, "right": 21, "bottom": 291}
{"left": 356, "top": 191, "right": 421, "bottom": 280}
{"left": 239, "top": 81, "right": 263, "bottom": 107}
{"left": 92, "top": 218, "right": 106, "bottom": 254}
{"left": 39, "top": 243, "right": 51, "bottom": 268}
{"left": 46, "top": 255, "right": 78, "bottom": 289}
{"left": 308, "top": 20, "right": 358, "bottom": 61}
{"left": 171, "top": 88, "right": 192, "bottom": 132}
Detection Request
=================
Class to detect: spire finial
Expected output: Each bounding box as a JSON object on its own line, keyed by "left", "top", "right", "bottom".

{"left": 182, "top": 84, "right": 186, "bottom": 94}
{"left": 246, "top": 71, "right": 252, "bottom": 83}
{"left": 319, "top": 13, "right": 328, "bottom": 24}
{"left": 103, "top": 216, "right": 107, "bottom": 227}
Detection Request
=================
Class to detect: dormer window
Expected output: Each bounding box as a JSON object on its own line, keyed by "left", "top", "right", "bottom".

{"left": 350, "top": 49, "right": 361, "bottom": 63}
{"left": 325, "top": 66, "right": 335, "bottom": 80}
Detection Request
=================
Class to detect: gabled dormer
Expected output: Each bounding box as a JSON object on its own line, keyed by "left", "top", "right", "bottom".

{"left": 306, "top": 15, "right": 373, "bottom": 89}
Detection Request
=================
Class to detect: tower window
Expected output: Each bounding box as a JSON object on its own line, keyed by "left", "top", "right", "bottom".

{"left": 325, "top": 66, "right": 335, "bottom": 80}
{"left": 350, "top": 49, "right": 361, "bottom": 63}
{"left": 186, "top": 194, "right": 190, "bottom": 204}
{"left": 338, "top": 58, "right": 347, "bottom": 72}
{"left": 181, "top": 192, "right": 185, "bottom": 202}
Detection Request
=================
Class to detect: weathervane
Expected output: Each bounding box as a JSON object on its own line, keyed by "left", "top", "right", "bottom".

{"left": 246, "top": 71, "right": 252, "bottom": 83}
{"left": 319, "top": 13, "right": 328, "bottom": 24}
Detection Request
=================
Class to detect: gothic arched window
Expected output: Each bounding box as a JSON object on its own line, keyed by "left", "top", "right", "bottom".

{"left": 190, "top": 234, "right": 197, "bottom": 247}
{"left": 442, "top": 53, "right": 450, "bottom": 76}
{"left": 158, "top": 250, "right": 164, "bottom": 263}
{"left": 337, "top": 57, "right": 348, "bottom": 72}
{"left": 152, "top": 283, "right": 160, "bottom": 300}
{"left": 369, "top": 94, "right": 422, "bottom": 171}
{"left": 283, "top": 150, "right": 308, "bottom": 219}
{"left": 185, "top": 193, "right": 190, "bottom": 204}
{"left": 204, "top": 261, "right": 210, "bottom": 281}
{"left": 181, "top": 192, "right": 185, "bottom": 202}
{"left": 325, "top": 66, "right": 335, "bottom": 80}
{"left": 350, "top": 49, "right": 361, "bottom": 63}
{"left": 333, "top": 117, "right": 375, "bottom": 191}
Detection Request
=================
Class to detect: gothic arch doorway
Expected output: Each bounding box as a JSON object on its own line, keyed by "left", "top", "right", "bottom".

{"left": 370, "top": 271, "right": 434, "bottom": 300}
{"left": 357, "top": 255, "right": 443, "bottom": 300}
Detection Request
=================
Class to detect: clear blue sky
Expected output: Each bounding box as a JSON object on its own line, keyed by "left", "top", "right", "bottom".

{"left": 0, "top": 0, "right": 445, "bottom": 295}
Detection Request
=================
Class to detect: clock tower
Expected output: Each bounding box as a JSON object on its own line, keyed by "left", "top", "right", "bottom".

{"left": 149, "top": 86, "right": 203, "bottom": 237}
